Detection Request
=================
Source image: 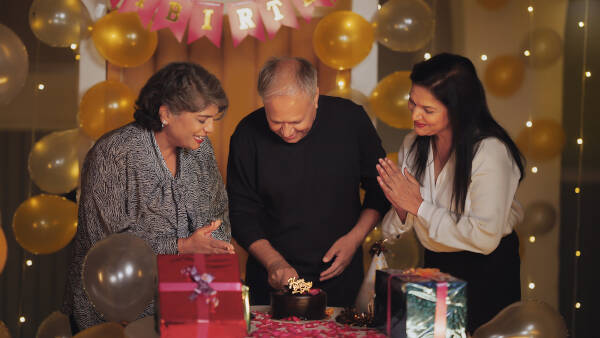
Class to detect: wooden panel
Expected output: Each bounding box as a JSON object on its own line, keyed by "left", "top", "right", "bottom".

{"left": 188, "top": 39, "right": 227, "bottom": 172}
{"left": 122, "top": 58, "right": 155, "bottom": 97}
{"left": 221, "top": 18, "right": 259, "bottom": 180}
{"left": 155, "top": 29, "right": 189, "bottom": 70}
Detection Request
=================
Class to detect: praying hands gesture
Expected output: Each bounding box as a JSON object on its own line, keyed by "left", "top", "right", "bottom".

{"left": 376, "top": 158, "right": 423, "bottom": 216}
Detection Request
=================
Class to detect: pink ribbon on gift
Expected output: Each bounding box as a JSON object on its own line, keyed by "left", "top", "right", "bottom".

{"left": 226, "top": 1, "right": 265, "bottom": 46}
{"left": 290, "top": 0, "right": 334, "bottom": 22}
{"left": 187, "top": 1, "right": 224, "bottom": 46}
{"left": 433, "top": 282, "right": 448, "bottom": 338}
{"left": 159, "top": 255, "right": 243, "bottom": 337}
{"left": 151, "top": 0, "right": 193, "bottom": 42}
{"left": 159, "top": 282, "right": 242, "bottom": 292}
{"left": 386, "top": 271, "right": 449, "bottom": 337}
{"left": 256, "top": 0, "right": 298, "bottom": 38}
{"left": 119, "top": 0, "right": 161, "bottom": 27}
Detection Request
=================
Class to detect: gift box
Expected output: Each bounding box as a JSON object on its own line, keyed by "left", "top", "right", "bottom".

{"left": 157, "top": 254, "right": 247, "bottom": 338}
{"left": 373, "top": 268, "right": 467, "bottom": 338}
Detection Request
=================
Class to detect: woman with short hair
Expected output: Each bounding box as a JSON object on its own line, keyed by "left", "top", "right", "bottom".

{"left": 64, "top": 62, "right": 234, "bottom": 331}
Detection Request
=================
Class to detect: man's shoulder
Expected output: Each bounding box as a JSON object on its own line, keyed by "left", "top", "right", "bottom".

{"left": 233, "top": 107, "right": 267, "bottom": 137}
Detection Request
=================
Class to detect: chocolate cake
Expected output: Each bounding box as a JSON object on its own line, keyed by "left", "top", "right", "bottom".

{"left": 270, "top": 288, "right": 327, "bottom": 320}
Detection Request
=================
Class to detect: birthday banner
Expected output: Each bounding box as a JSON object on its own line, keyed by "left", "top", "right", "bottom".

{"left": 112, "top": 0, "right": 336, "bottom": 47}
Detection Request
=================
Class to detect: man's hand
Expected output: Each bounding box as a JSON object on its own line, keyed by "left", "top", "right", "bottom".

{"left": 266, "top": 260, "right": 299, "bottom": 290}
{"left": 178, "top": 220, "right": 235, "bottom": 254}
{"left": 319, "top": 233, "right": 361, "bottom": 281}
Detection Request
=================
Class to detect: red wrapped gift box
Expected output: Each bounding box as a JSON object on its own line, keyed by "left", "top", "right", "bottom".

{"left": 157, "top": 254, "right": 246, "bottom": 338}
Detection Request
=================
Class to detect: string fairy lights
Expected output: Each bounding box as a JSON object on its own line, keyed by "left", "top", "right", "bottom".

{"left": 570, "top": 0, "right": 591, "bottom": 329}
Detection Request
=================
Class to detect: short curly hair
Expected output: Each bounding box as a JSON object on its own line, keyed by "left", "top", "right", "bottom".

{"left": 134, "top": 62, "right": 228, "bottom": 131}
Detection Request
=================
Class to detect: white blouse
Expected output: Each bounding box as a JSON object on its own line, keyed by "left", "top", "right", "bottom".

{"left": 381, "top": 132, "right": 524, "bottom": 255}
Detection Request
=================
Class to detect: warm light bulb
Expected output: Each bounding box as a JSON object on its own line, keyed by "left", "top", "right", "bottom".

{"left": 575, "top": 302, "right": 581, "bottom": 309}
{"left": 19, "top": 316, "right": 26, "bottom": 323}
{"left": 577, "top": 138, "right": 583, "bottom": 145}
{"left": 527, "top": 6, "right": 534, "bottom": 12}
{"left": 25, "top": 260, "right": 33, "bottom": 266}
{"left": 576, "top": 250, "right": 581, "bottom": 257}
{"left": 75, "top": 54, "right": 81, "bottom": 61}
{"left": 70, "top": 43, "right": 78, "bottom": 50}
{"left": 585, "top": 71, "right": 591, "bottom": 78}
{"left": 523, "top": 50, "right": 531, "bottom": 57}
{"left": 480, "top": 54, "right": 487, "bottom": 61}
{"left": 578, "top": 21, "right": 585, "bottom": 28}
{"left": 526, "top": 120, "right": 533, "bottom": 127}
{"left": 531, "top": 167, "right": 538, "bottom": 173}
{"left": 424, "top": 53, "right": 431, "bottom": 60}
{"left": 528, "top": 282, "right": 535, "bottom": 289}
{"left": 575, "top": 187, "right": 581, "bottom": 194}
{"left": 529, "top": 236, "right": 536, "bottom": 243}
{"left": 377, "top": 4, "right": 381, "bottom": 10}
{"left": 37, "top": 83, "right": 45, "bottom": 90}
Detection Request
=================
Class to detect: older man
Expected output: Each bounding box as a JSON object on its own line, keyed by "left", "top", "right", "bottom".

{"left": 227, "top": 57, "right": 389, "bottom": 306}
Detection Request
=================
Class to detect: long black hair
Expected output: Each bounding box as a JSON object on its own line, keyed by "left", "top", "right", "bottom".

{"left": 409, "top": 53, "right": 524, "bottom": 218}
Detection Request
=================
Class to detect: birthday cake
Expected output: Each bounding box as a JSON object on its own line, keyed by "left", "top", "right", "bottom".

{"left": 270, "top": 277, "right": 327, "bottom": 320}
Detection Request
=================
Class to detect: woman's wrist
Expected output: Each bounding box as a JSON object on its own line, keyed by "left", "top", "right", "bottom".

{"left": 177, "top": 237, "right": 189, "bottom": 254}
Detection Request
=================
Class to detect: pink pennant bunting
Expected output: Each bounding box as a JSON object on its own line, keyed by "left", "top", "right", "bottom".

{"left": 119, "top": 0, "right": 161, "bottom": 27}
{"left": 227, "top": 1, "right": 265, "bottom": 47}
{"left": 110, "top": 0, "right": 121, "bottom": 9}
{"left": 151, "top": 0, "right": 193, "bottom": 42}
{"left": 257, "top": 0, "right": 298, "bottom": 38}
{"left": 188, "top": 2, "right": 224, "bottom": 47}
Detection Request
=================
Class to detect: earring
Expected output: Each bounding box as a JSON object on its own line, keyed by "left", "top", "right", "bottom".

{"left": 161, "top": 120, "right": 167, "bottom": 128}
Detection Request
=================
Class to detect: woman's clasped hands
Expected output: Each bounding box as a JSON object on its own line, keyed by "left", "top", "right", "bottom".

{"left": 376, "top": 158, "right": 423, "bottom": 216}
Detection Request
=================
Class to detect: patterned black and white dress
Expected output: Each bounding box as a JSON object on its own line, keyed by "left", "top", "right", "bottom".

{"left": 63, "top": 122, "right": 231, "bottom": 330}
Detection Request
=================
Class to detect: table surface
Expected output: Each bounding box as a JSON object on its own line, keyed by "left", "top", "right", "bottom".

{"left": 249, "top": 305, "right": 385, "bottom": 337}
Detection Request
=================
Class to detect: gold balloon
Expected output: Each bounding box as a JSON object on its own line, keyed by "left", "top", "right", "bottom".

{"left": 92, "top": 11, "right": 158, "bottom": 68}
{"left": 124, "top": 316, "right": 159, "bottom": 338}
{"left": 476, "top": 0, "right": 509, "bottom": 10}
{"left": 29, "top": 0, "right": 93, "bottom": 47}
{"left": 484, "top": 55, "right": 525, "bottom": 97}
{"left": 327, "top": 87, "right": 374, "bottom": 120}
{"left": 0, "top": 24, "right": 29, "bottom": 105}
{"left": 0, "top": 321, "right": 11, "bottom": 338}
{"left": 386, "top": 152, "right": 399, "bottom": 166}
{"left": 36, "top": 311, "right": 71, "bottom": 338}
{"left": 372, "top": 0, "right": 435, "bottom": 52}
{"left": 473, "top": 300, "right": 568, "bottom": 338}
{"left": 73, "top": 322, "right": 125, "bottom": 338}
{"left": 519, "top": 201, "right": 557, "bottom": 236}
{"left": 79, "top": 80, "right": 136, "bottom": 140}
{"left": 383, "top": 229, "right": 421, "bottom": 269}
{"left": 520, "top": 28, "right": 563, "bottom": 69}
{"left": 12, "top": 195, "right": 78, "bottom": 255}
{"left": 28, "top": 129, "right": 81, "bottom": 194}
{"left": 370, "top": 71, "right": 413, "bottom": 129}
{"left": 313, "top": 11, "right": 374, "bottom": 70}
{"left": 0, "top": 226, "right": 6, "bottom": 275}
{"left": 516, "top": 119, "right": 565, "bottom": 161}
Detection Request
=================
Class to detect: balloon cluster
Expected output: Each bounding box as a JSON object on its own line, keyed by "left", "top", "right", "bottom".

{"left": 314, "top": 1, "right": 435, "bottom": 129}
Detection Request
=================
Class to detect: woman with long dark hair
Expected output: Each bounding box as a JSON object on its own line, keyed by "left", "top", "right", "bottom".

{"left": 377, "top": 53, "right": 524, "bottom": 333}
